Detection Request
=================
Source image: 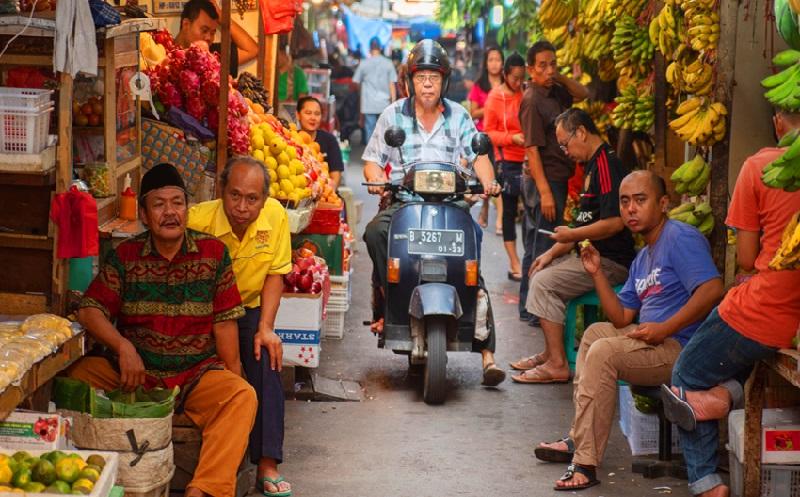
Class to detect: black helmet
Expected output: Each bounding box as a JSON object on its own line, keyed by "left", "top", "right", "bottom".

{"left": 406, "top": 39, "right": 451, "bottom": 98}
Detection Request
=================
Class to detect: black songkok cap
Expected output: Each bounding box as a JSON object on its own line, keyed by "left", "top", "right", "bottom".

{"left": 139, "top": 163, "right": 186, "bottom": 203}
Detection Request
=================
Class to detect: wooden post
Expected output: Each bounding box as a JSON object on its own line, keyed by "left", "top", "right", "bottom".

{"left": 51, "top": 72, "right": 73, "bottom": 315}
{"left": 709, "top": 0, "right": 739, "bottom": 272}
{"left": 653, "top": 51, "right": 668, "bottom": 178}
{"left": 215, "top": 0, "right": 232, "bottom": 197}
{"left": 266, "top": 35, "right": 278, "bottom": 110}
{"left": 744, "top": 362, "right": 767, "bottom": 497}
{"left": 257, "top": 7, "right": 265, "bottom": 80}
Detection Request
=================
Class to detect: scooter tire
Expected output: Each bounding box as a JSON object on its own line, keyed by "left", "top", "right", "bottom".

{"left": 423, "top": 316, "right": 448, "bottom": 405}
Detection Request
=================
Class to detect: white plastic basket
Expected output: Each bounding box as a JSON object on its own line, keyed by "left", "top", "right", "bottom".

{"left": 618, "top": 385, "right": 681, "bottom": 456}
{"left": 0, "top": 87, "right": 54, "bottom": 111}
{"left": 322, "top": 310, "right": 345, "bottom": 339}
{"left": 729, "top": 450, "right": 800, "bottom": 497}
{"left": 0, "top": 105, "right": 53, "bottom": 153}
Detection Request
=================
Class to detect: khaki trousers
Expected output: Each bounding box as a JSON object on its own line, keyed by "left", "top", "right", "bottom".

{"left": 67, "top": 357, "right": 257, "bottom": 497}
{"left": 568, "top": 322, "right": 682, "bottom": 467}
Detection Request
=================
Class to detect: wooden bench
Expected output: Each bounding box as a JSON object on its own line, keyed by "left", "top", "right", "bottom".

{"left": 170, "top": 414, "right": 256, "bottom": 497}
{"left": 742, "top": 349, "right": 800, "bottom": 497}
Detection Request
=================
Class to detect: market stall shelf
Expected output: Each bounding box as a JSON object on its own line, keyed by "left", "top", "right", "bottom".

{"left": 0, "top": 331, "right": 84, "bottom": 421}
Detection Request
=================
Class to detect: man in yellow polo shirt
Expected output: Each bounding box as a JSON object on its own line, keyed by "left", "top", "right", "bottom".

{"left": 188, "top": 157, "right": 293, "bottom": 497}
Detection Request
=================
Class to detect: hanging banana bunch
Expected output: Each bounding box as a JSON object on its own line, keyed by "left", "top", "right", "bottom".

{"left": 668, "top": 97, "right": 728, "bottom": 147}
{"left": 539, "top": 0, "right": 578, "bottom": 30}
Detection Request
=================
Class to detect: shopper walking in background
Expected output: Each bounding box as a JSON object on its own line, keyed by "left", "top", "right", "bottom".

{"left": 518, "top": 41, "right": 589, "bottom": 324}
{"left": 484, "top": 52, "right": 526, "bottom": 281}
{"left": 353, "top": 37, "right": 397, "bottom": 145}
{"left": 469, "top": 47, "right": 504, "bottom": 232}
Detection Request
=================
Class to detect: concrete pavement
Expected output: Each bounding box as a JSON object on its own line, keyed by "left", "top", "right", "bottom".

{"left": 279, "top": 154, "right": 693, "bottom": 497}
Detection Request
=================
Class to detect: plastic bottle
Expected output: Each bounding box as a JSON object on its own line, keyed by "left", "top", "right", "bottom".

{"left": 120, "top": 174, "right": 137, "bottom": 221}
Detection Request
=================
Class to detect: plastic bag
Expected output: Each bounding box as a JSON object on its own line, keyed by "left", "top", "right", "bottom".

{"left": 53, "top": 377, "right": 179, "bottom": 419}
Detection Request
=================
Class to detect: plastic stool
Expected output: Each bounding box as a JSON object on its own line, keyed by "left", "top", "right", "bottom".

{"left": 563, "top": 284, "right": 624, "bottom": 372}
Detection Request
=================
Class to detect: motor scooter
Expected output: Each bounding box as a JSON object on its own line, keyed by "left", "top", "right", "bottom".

{"left": 364, "top": 127, "right": 494, "bottom": 404}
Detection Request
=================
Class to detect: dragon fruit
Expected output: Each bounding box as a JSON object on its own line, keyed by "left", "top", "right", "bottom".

{"left": 206, "top": 107, "right": 219, "bottom": 131}
{"left": 151, "top": 30, "right": 176, "bottom": 52}
{"left": 179, "top": 69, "right": 201, "bottom": 96}
{"left": 185, "top": 96, "right": 207, "bottom": 121}
{"left": 200, "top": 79, "right": 220, "bottom": 106}
{"left": 157, "top": 81, "right": 183, "bottom": 109}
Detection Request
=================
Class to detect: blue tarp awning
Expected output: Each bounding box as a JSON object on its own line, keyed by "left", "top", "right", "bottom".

{"left": 341, "top": 5, "right": 393, "bottom": 58}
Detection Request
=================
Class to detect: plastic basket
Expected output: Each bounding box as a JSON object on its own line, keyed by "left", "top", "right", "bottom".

{"left": 729, "top": 450, "right": 800, "bottom": 497}
{"left": 322, "top": 310, "right": 345, "bottom": 339}
{"left": 0, "top": 87, "right": 53, "bottom": 111}
{"left": 0, "top": 105, "right": 53, "bottom": 153}
{"left": 618, "top": 385, "right": 681, "bottom": 456}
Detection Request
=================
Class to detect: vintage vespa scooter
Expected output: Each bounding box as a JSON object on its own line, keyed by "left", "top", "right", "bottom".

{"left": 364, "top": 127, "right": 495, "bottom": 404}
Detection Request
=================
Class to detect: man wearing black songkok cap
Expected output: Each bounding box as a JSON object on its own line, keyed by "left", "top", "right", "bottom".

{"left": 70, "top": 163, "right": 257, "bottom": 497}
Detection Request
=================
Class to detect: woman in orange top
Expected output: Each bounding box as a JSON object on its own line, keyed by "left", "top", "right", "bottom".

{"left": 484, "top": 52, "right": 526, "bottom": 281}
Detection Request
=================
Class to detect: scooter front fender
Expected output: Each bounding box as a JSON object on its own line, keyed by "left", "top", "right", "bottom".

{"left": 408, "top": 283, "right": 463, "bottom": 320}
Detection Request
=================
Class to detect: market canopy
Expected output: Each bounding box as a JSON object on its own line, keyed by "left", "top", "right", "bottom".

{"left": 341, "top": 5, "right": 392, "bottom": 57}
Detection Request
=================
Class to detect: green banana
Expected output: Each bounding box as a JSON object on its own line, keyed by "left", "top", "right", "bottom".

{"left": 671, "top": 211, "right": 699, "bottom": 226}
{"left": 669, "top": 203, "right": 694, "bottom": 217}
{"left": 681, "top": 155, "right": 708, "bottom": 184}
{"left": 783, "top": 133, "right": 800, "bottom": 160}
{"left": 687, "top": 164, "right": 711, "bottom": 195}
{"left": 698, "top": 215, "right": 714, "bottom": 236}
{"left": 778, "top": 129, "right": 800, "bottom": 147}
{"left": 773, "top": 50, "right": 800, "bottom": 67}
{"left": 761, "top": 64, "right": 800, "bottom": 89}
{"left": 693, "top": 201, "right": 712, "bottom": 218}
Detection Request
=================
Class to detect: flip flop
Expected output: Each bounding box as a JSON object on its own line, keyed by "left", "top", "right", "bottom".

{"left": 511, "top": 366, "right": 570, "bottom": 384}
{"left": 482, "top": 363, "right": 506, "bottom": 387}
{"left": 258, "top": 476, "right": 292, "bottom": 497}
{"left": 660, "top": 384, "right": 697, "bottom": 431}
{"left": 554, "top": 463, "right": 600, "bottom": 491}
{"left": 535, "top": 436, "right": 575, "bottom": 463}
{"left": 507, "top": 271, "right": 522, "bottom": 282}
{"left": 509, "top": 353, "right": 546, "bottom": 371}
{"left": 495, "top": 227, "right": 503, "bottom": 236}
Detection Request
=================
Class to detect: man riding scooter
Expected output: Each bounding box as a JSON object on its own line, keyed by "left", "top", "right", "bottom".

{"left": 362, "top": 39, "right": 505, "bottom": 389}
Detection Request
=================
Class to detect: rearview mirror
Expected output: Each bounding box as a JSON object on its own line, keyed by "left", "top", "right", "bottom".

{"left": 471, "top": 133, "right": 491, "bottom": 156}
{"left": 384, "top": 127, "right": 406, "bottom": 148}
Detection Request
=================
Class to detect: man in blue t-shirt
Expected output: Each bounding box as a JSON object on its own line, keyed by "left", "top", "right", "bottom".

{"left": 535, "top": 170, "right": 723, "bottom": 492}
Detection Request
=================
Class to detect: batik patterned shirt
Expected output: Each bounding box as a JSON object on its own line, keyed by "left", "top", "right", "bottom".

{"left": 79, "top": 229, "right": 245, "bottom": 389}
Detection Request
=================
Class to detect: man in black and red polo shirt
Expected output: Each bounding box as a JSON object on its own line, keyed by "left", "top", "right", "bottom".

{"left": 510, "top": 108, "right": 635, "bottom": 383}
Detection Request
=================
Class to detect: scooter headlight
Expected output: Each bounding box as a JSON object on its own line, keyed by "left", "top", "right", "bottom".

{"left": 413, "top": 170, "right": 456, "bottom": 194}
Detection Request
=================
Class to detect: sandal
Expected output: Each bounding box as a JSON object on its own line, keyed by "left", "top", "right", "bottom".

{"left": 535, "top": 436, "right": 574, "bottom": 463}
{"left": 660, "top": 384, "right": 697, "bottom": 431}
{"left": 482, "top": 363, "right": 506, "bottom": 387}
{"left": 554, "top": 463, "right": 600, "bottom": 491}
{"left": 511, "top": 366, "right": 570, "bottom": 384}
{"left": 257, "top": 476, "right": 292, "bottom": 497}
{"left": 507, "top": 270, "right": 522, "bottom": 282}
{"left": 509, "top": 353, "right": 546, "bottom": 371}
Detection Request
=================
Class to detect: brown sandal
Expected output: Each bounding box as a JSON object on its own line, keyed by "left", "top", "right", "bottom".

{"left": 511, "top": 366, "right": 570, "bottom": 384}
{"left": 509, "top": 353, "right": 546, "bottom": 371}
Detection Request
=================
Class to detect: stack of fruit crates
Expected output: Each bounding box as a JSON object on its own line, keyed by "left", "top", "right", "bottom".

{"left": 322, "top": 270, "right": 351, "bottom": 339}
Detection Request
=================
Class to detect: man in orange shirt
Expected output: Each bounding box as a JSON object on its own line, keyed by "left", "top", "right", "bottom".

{"left": 661, "top": 109, "right": 800, "bottom": 497}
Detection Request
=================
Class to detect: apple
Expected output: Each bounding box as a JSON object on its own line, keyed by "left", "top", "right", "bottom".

{"left": 80, "top": 103, "right": 92, "bottom": 116}
{"left": 88, "top": 114, "right": 101, "bottom": 126}
{"left": 75, "top": 113, "right": 89, "bottom": 126}
{"left": 285, "top": 271, "right": 297, "bottom": 287}
{"left": 91, "top": 102, "right": 103, "bottom": 116}
{"left": 297, "top": 273, "right": 313, "bottom": 292}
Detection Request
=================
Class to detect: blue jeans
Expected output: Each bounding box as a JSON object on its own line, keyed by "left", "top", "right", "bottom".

{"left": 363, "top": 113, "right": 379, "bottom": 145}
{"left": 518, "top": 177, "right": 568, "bottom": 317}
{"left": 671, "top": 308, "right": 777, "bottom": 495}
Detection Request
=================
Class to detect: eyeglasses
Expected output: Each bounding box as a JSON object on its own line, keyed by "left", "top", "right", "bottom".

{"left": 413, "top": 73, "right": 443, "bottom": 84}
{"left": 558, "top": 131, "right": 576, "bottom": 153}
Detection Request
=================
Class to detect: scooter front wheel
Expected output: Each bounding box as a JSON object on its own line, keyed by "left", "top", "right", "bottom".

{"left": 423, "top": 316, "right": 448, "bottom": 405}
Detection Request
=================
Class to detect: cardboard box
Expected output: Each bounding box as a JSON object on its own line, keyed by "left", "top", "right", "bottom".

{"left": 0, "top": 410, "right": 69, "bottom": 450}
{"left": 291, "top": 234, "right": 344, "bottom": 275}
{"left": 274, "top": 292, "right": 323, "bottom": 331}
{"left": 276, "top": 329, "right": 321, "bottom": 368}
{"left": 729, "top": 408, "right": 800, "bottom": 464}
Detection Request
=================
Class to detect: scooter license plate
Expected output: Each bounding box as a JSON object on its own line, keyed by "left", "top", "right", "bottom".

{"left": 407, "top": 229, "right": 465, "bottom": 256}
